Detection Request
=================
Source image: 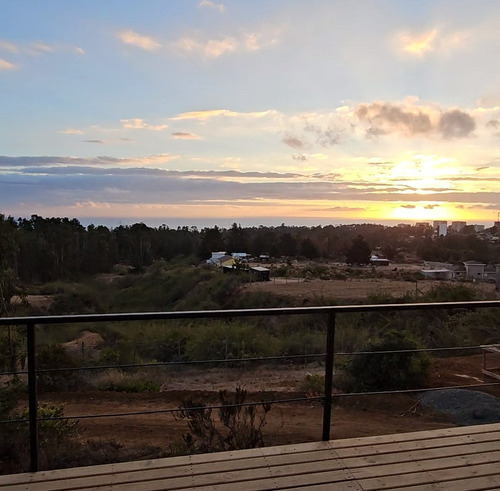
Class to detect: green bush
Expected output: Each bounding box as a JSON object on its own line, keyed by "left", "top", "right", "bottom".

{"left": 36, "top": 344, "right": 83, "bottom": 391}
{"left": 346, "top": 331, "right": 431, "bottom": 391}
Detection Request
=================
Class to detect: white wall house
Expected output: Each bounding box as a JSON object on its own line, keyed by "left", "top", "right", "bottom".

{"left": 464, "top": 260, "right": 485, "bottom": 279}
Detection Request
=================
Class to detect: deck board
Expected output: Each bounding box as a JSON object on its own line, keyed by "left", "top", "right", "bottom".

{"left": 1, "top": 423, "right": 499, "bottom": 490}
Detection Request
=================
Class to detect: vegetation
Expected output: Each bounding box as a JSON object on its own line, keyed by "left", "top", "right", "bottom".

{"left": 345, "top": 331, "right": 431, "bottom": 391}
{"left": 173, "top": 387, "right": 272, "bottom": 454}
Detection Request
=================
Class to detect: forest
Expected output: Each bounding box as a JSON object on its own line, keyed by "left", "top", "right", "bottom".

{"left": 1, "top": 214, "right": 499, "bottom": 285}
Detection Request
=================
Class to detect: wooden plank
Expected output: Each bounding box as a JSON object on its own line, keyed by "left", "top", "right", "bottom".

{"left": 389, "top": 474, "right": 500, "bottom": 491}
{"left": 333, "top": 430, "right": 500, "bottom": 459}
{"left": 340, "top": 441, "right": 500, "bottom": 469}
{"left": 350, "top": 450, "right": 500, "bottom": 480}
{"left": 1, "top": 423, "right": 499, "bottom": 491}
{"left": 358, "top": 462, "right": 500, "bottom": 490}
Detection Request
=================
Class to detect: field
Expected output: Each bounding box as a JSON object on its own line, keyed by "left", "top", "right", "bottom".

{"left": 244, "top": 276, "right": 497, "bottom": 301}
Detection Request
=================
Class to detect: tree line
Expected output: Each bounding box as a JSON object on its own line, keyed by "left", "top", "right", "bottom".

{"left": 0, "top": 214, "right": 498, "bottom": 285}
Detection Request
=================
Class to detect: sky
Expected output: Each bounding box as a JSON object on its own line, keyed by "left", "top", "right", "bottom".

{"left": 1, "top": 0, "right": 499, "bottom": 228}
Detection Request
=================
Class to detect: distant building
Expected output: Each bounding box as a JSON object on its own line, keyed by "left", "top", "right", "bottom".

{"left": 494, "top": 221, "right": 500, "bottom": 229}
{"left": 472, "top": 224, "right": 485, "bottom": 233}
{"left": 421, "top": 269, "right": 455, "bottom": 280}
{"left": 370, "top": 255, "right": 390, "bottom": 266}
{"left": 433, "top": 221, "right": 448, "bottom": 236}
{"left": 207, "top": 252, "right": 234, "bottom": 267}
{"left": 464, "top": 260, "right": 485, "bottom": 279}
{"left": 450, "top": 221, "right": 466, "bottom": 233}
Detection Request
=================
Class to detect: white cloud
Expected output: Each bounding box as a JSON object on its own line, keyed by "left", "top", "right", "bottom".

{"left": 117, "top": 30, "right": 161, "bottom": 51}
{"left": 172, "top": 36, "right": 237, "bottom": 58}
{"left": 60, "top": 128, "right": 84, "bottom": 135}
{"left": 121, "top": 118, "right": 167, "bottom": 131}
{"left": 172, "top": 132, "right": 202, "bottom": 140}
{"left": 0, "top": 58, "right": 16, "bottom": 70}
{"left": 171, "top": 109, "right": 276, "bottom": 121}
{"left": 399, "top": 30, "right": 437, "bottom": 57}
{"left": 199, "top": 0, "right": 225, "bottom": 13}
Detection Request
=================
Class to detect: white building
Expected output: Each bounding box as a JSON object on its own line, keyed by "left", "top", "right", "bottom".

{"left": 464, "top": 261, "right": 485, "bottom": 279}
{"left": 433, "top": 221, "right": 448, "bottom": 236}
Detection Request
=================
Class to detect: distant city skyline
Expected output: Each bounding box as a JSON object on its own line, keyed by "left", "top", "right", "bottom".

{"left": 1, "top": 1, "right": 499, "bottom": 225}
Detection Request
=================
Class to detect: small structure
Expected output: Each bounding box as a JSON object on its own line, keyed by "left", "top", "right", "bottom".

{"left": 421, "top": 269, "right": 455, "bottom": 280}
{"left": 207, "top": 252, "right": 234, "bottom": 267}
{"left": 370, "top": 255, "right": 390, "bottom": 266}
{"left": 250, "top": 266, "right": 270, "bottom": 281}
{"left": 464, "top": 260, "right": 485, "bottom": 280}
{"left": 222, "top": 265, "right": 270, "bottom": 281}
{"left": 433, "top": 220, "right": 448, "bottom": 236}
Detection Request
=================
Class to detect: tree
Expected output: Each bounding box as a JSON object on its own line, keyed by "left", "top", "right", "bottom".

{"left": 345, "top": 235, "right": 371, "bottom": 265}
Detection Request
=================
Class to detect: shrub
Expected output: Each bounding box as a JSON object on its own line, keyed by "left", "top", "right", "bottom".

{"left": 36, "top": 344, "right": 83, "bottom": 391}
{"left": 94, "top": 371, "right": 160, "bottom": 393}
{"left": 346, "top": 331, "right": 431, "bottom": 391}
{"left": 174, "top": 387, "right": 271, "bottom": 454}
{"left": 300, "top": 373, "right": 324, "bottom": 397}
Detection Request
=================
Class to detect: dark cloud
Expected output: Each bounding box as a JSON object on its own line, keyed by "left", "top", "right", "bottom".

{"left": 304, "top": 123, "right": 344, "bottom": 146}
{"left": 438, "top": 110, "right": 476, "bottom": 139}
{"left": 355, "top": 102, "right": 432, "bottom": 137}
{"left": 475, "top": 166, "right": 489, "bottom": 171}
{"left": 401, "top": 204, "right": 416, "bottom": 209}
{"left": 365, "top": 126, "right": 388, "bottom": 138}
{"left": 282, "top": 135, "right": 309, "bottom": 150}
{"left": 82, "top": 139, "right": 105, "bottom": 144}
{"left": 486, "top": 119, "right": 499, "bottom": 129}
{"left": 292, "top": 154, "right": 307, "bottom": 161}
{"left": 424, "top": 204, "right": 439, "bottom": 209}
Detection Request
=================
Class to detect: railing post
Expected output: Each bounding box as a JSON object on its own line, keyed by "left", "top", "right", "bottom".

{"left": 27, "top": 322, "right": 38, "bottom": 472}
{"left": 322, "top": 311, "right": 335, "bottom": 441}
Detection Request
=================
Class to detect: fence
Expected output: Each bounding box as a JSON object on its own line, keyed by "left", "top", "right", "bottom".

{"left": 1, "top": 299, "right": 499, "bottom": 472}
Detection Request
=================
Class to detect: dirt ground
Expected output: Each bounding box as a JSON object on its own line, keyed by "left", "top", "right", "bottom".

{"left": 38, "top": 354, "right": 499, "bottom": 454}
{"left": 244, "top": 277, "right": 497, "bottom": 301}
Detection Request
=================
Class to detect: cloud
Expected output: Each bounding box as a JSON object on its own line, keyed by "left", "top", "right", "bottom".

{"left": 400, "top": 204, "right": 416, "bottom": 209}
{"left": 305, "top": 123, "right": 345, "bottom": 147}
{"left": 355, "top": 102, "right": 432, "bottom": 137}
{"left": 486, "top": 120, "right": 499, "bottom": 129}
{"left": 399, "top": 30, "right": 437, "bottom": 57}
{"left": 292, "top": 154, "right": 307, "bottom": 161}
{"left": 60, "top": 128, "right": 84, "bottom": 135}
{"left": 424, "top": 204, "right": 439, "bottom": 209}
{"left": 355, "top": 101, "right": 476, "bottom": 139}
{"left": 172, "top": 36, "right": 237, "bottom": 58}
{"left": 82, "top": 140, "right": 105, "bottom": 144}
{"left": 0, "top": 154, "right": 180, "bottom": 168}
{"left": 0, "top": 58, "right": 16, "bottom": 70}
{"left": 199, "top": 0, "right": 225, "bottom": 13}
{"left": 117, "top": 30, "right": 161, "bottom": 51}
{"left": 172, "top": 132, "right": 202, "bottom": 140}
{"left": 0, "top": 39, "right": 84, "bottom": 57}
{"left": 282, "top": 135, "right": 309, "bottom": 150}
{"left": 438, "top": 110, "right": 476, "bottom": 139}
{"left": 121, "top": 118, "right": 167, "bottom": 131}
{"left": 171, "top": 109, "right": 275, "bottom": 121}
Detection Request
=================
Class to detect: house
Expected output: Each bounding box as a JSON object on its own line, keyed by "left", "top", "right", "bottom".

{"left": 206, "top": 251, "right": 227, "bottom": 265}
{"left": 464, "top": 260, "right": 485, "bottom": 279}
{"left": 207, "top": 252, "right": 235, "bottom": 267}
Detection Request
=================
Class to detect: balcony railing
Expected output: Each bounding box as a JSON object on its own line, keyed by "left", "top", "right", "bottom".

{"left": 1, "top": 299, "right": 499, "bottom": 472}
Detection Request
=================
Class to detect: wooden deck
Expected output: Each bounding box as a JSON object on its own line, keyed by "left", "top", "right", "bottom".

{"left": 1, "top": 423, "right": 499, "bottom": 490}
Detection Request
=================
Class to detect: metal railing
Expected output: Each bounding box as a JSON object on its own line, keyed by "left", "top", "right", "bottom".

{"left": 1, "top": 299, "right": 499, "bottom": 472}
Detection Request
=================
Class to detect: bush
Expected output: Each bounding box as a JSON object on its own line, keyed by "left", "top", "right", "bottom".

{"left": 94, "top": 371, "right": 160, "bottom": 393}
{"left": 346, "top": 331, "right": 431, "bottom": 391}
{"left": 36, "top": 344, "right": 83, "bottom": 391}
{"left": 174, "top": 387, "right": 271, "bottom": 454}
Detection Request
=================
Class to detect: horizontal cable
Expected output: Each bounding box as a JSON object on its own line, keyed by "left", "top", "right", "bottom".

{"left": 0, "top": 344, "right": 494, "bottom": 377}
{"left": 2, "top": 381, "right": 499, "bottom": 426}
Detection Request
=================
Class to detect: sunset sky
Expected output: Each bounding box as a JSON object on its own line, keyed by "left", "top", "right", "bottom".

{"left": 1, "top": 1, "right": 499, "bottom": 228}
